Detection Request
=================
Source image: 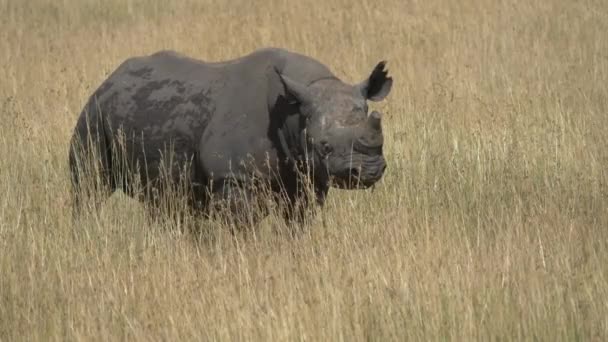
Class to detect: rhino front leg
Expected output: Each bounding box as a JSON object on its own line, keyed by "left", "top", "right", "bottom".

{"left": 281, "top": 183, "right": 328, "bottom": 234}
{"left": 209, "top": 179, "right": 269, "bottom": 232}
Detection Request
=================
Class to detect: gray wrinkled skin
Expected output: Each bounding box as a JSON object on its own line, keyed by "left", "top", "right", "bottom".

{"left": 68, "top": 47, "right": 392, "bottom": 228}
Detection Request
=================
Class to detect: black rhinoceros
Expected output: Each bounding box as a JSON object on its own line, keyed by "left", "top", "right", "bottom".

{"left": 68, "top": 47, "right": 392, "bottom": 228}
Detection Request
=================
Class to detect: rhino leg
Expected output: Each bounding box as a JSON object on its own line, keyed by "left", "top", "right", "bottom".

{"left": 68, "top": 115, "right": 115, "bottom": 221}
{"left": 208, "top": 179, "right": 269, "bottom": 232}
{"left": 279, "top": 181, "right": 328, "bottom": 235}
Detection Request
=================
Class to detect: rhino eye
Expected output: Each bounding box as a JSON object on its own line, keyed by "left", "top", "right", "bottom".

{"left": 320, "top": 140, "right": 333, "bottom": 155}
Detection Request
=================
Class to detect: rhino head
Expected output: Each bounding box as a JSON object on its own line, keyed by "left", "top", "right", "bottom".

{"left": 280, "top": 61, "right": 392, "bottom": 189}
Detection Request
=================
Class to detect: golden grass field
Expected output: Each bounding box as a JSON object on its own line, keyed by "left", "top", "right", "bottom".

{"left": 1, "top": 0, "right": 608, "bottom": 340}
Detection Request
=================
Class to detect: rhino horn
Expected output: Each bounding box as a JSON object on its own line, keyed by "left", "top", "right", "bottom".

{"left": 367, "top": 110, "right": 382, "bottom": 131}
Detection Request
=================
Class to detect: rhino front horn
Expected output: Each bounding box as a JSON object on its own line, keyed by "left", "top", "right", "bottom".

{"left": 367, "top": 111, "right": 382, "bottom": 131}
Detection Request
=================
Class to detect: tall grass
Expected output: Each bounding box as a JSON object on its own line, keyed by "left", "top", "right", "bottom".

{"left": 1, "top": 0, "right": 608, "bottom": 340}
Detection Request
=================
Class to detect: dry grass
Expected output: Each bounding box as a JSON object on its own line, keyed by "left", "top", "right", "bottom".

{"left": 1, "top": 0, "right": 608, "bottom": 340}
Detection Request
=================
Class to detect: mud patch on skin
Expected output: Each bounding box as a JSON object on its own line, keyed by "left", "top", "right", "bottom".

{"left": 124, "top": 80, "right": 214, "bottom": 151}
{"left": 132, "top": 79, "right": 171, "bottom": 104}
{"left": 130, "top": 79, "right": 175, "bottom": 124}
{"left": 189, "top": 91, "right": 212, "bottom": 107}
{"left": 101, "top": 91, "right": 121, "bottom": 114}
{"left": 170, "top": 80, "right": 187, "bottom": 94}
{"left": 129, "top": 66, "right": 154, "bottom": 79}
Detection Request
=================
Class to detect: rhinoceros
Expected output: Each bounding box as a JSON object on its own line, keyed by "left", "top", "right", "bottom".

{"left": 68, "top": 47, "right": 392, "bottom": 228}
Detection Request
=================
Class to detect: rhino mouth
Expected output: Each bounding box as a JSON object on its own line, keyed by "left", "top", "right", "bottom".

{"left": 330, "top": 160, "right": 386, "bottom": 189}
{"left": 331, "top": 171, "right": 372, "bottom": 189}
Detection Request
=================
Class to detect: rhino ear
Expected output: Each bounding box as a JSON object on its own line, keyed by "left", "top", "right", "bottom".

{"left": 277, "top": 72, "right": 310, "bottom": 105}
{"left": 358, "top": 61, "right": 393, "bottom": 102}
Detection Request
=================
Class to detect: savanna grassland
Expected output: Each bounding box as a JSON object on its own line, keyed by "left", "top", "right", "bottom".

{"left": 1, "top": 0, "right": 608, "bottom": 340}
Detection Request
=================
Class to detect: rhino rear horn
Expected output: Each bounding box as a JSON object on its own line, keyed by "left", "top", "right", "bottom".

{"left": 367, "top": 111, "right": 382, "bottom": 131}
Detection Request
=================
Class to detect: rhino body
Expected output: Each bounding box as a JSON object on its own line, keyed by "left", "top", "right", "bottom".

{"left": 69, "top": 47, "right": 392, "bottom": 227}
